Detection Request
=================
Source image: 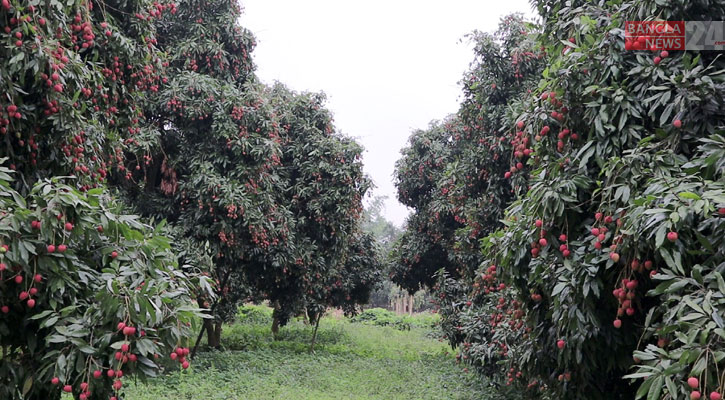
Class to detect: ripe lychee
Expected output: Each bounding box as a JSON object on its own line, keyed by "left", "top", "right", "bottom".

{"left": 688, "top": 377, "right": 699, "bottom": 389}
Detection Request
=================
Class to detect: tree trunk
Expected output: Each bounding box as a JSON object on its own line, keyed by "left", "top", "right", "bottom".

{"left": 271, "top": 301, "right": 281, "bottom": 340}
{"left": 271, "top": 316, "right": 280, "bottom": 339}
{"left": 145, "top": 155, "right": 163, "bottom": 192}
{"left": 204, "top": 318, "right": 221, "bottom": 348}
{"left": 191, "top": 267, "right": 232, "bottom": 359}
{"left": 309, "top": 314, "right": 321, "bottom": 353}
{"left": 409, "top": 295, "right": 414, "bottom": 315}
{"left": 192, "top": 294, "right": 215, "bottom": 358}
{"left": 212, "top": 321, "right": 223, "bottom": 348}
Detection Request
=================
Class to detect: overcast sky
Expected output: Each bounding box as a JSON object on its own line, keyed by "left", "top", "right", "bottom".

{"left": 240, "top": 0, "right": 537, "bottom": 227}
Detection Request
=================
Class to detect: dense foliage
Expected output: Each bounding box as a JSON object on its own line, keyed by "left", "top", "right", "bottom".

{"left": 0, "top": 167, "right": 202, "bottom": 400}
{"left": 1, "top": 0, "right": 170, "bottom": 190}
{"left": 116, "top": 0, "right": 290, "bottom": 346}
{"left": 0, "top": 0, "right": 207, "bottom": 398}
{"left": 261, "top": 84, "right": 378, "bottom": 332}
{"left": 393, "top": 3, "right": 725, "bottom": 400}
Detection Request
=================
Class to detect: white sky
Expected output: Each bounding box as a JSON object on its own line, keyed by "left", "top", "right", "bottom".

{"left": 240, "top": 1, "right": 536, "bottom": 227}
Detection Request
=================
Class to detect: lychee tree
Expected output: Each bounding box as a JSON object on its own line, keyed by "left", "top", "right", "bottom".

{"left": 0, "top": 0, "right": 206, "bottom": 398}
{"left": 113, "top": 0, "right": 291, "bottom": 348}
{"left": 390, "top": 119, "right": 463, "bottom": 292}
{"left": 484, "top": 1, "right": 725, "bottom": 398}
{"left": 390, "top": 15, "right": 542, "bottom": 370}
{"left": 390, "top": 15, "right": 541, "bottom": 295}
{"left": 394, "top": 2, "right": 725, "bottom": 399}
{"left": 250, "top": 84, "right": 376, "bottom": 336}
{"left": 443, "top": 17, "right": 543, "bottom": 268}
{"left": 361, "top": 196, "right": 403, "bottom": 310}
{"left": 0, "top": 166, "right": 205, "bottom": 400}
{"left": 119, "top": 0, "right": 380, "bottom": 348}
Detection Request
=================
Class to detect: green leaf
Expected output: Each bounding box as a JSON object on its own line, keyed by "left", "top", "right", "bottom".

{"left": 665, "top": 376, "right": 677, "bottom": 398}
{"left": 655, "top": 224, "right": 667, "bottom": 248}
{"left": 692, "top": 356, "right": 708, "bottom": 374}
{"left": 684, "top": 297, "right": 704, "bottom": 314}
{"left": 29, "top": 310, "right": 54, "bottom": 321}
{"left": 659, "top": 102, "right": 674, "bottom": 126}
{"left": 40, "top": 316, "right": 59, "bottom": 329}
{"left": 636, "top": 375, "right": 653, "bottom": 399}
{"left": 665, "top": 279, "right": 690, "bottom": 294}
{"left": 647, "top": 376, "right": 663, "bottom": 400}
{"left": 645, "top": 307, "right": 656, "bottom": 327}
{"left": 9, "top": 52, "right": 25, "bottom": 65}
{"left": 659, "top": 248, "right": 684, "bottom": 275}
{"left": 713, "top": 311, "right": 725, "bottom": 329}
{"left": 47, "top": 335, "right": 67, "bottom": 343}
{"left": 715, "top": 272, "right": 725, "bottom": 293}
{"left": 626, "top": 372, "right": 656, "bottom": 379}
{"left": 678, "top": 192, "right": 701, "bottom": 200}
{"left": 22, "top": 376, "right": 32, "bottom": 395}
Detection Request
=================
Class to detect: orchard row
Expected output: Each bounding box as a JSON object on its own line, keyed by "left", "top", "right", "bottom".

{"left": 0, "top": 0, "right": 382, "bottom": 399}
{"left": 392, "top": 3, "right": 725, "bottom": 400}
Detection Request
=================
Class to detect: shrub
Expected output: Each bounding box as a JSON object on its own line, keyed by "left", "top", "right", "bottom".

{"left": 350, "top": 308, "right": 440, "bottom": 331}
{"left": 237, "top": 305, "right": 273, "bottom": 326}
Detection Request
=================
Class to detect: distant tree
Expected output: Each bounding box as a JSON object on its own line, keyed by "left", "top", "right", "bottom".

{"left": 304, "top": 230, "right": 382, "bottom": 352}
{"left": 390, "top": 15, "right": 542, "bottom": 295}
{"left": 250, "top": 84, "right": 376, "bottom": 338}
{"left": 360, "top": 196, "right": 434, "bottom": 313}
{"left": 362, "top": 196, "right": 402, "bottom": 253}
{"left": 389, "top": 120, "right": 464, "bottom": 293}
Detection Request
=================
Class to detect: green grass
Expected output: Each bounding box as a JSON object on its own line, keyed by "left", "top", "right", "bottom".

{"left": 118, "top": 308, "right": 500, "bottom": 399}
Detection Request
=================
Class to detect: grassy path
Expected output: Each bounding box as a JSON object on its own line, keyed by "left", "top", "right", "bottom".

{"left": 123, "top": 312, "right": 498, "bottom": 399}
